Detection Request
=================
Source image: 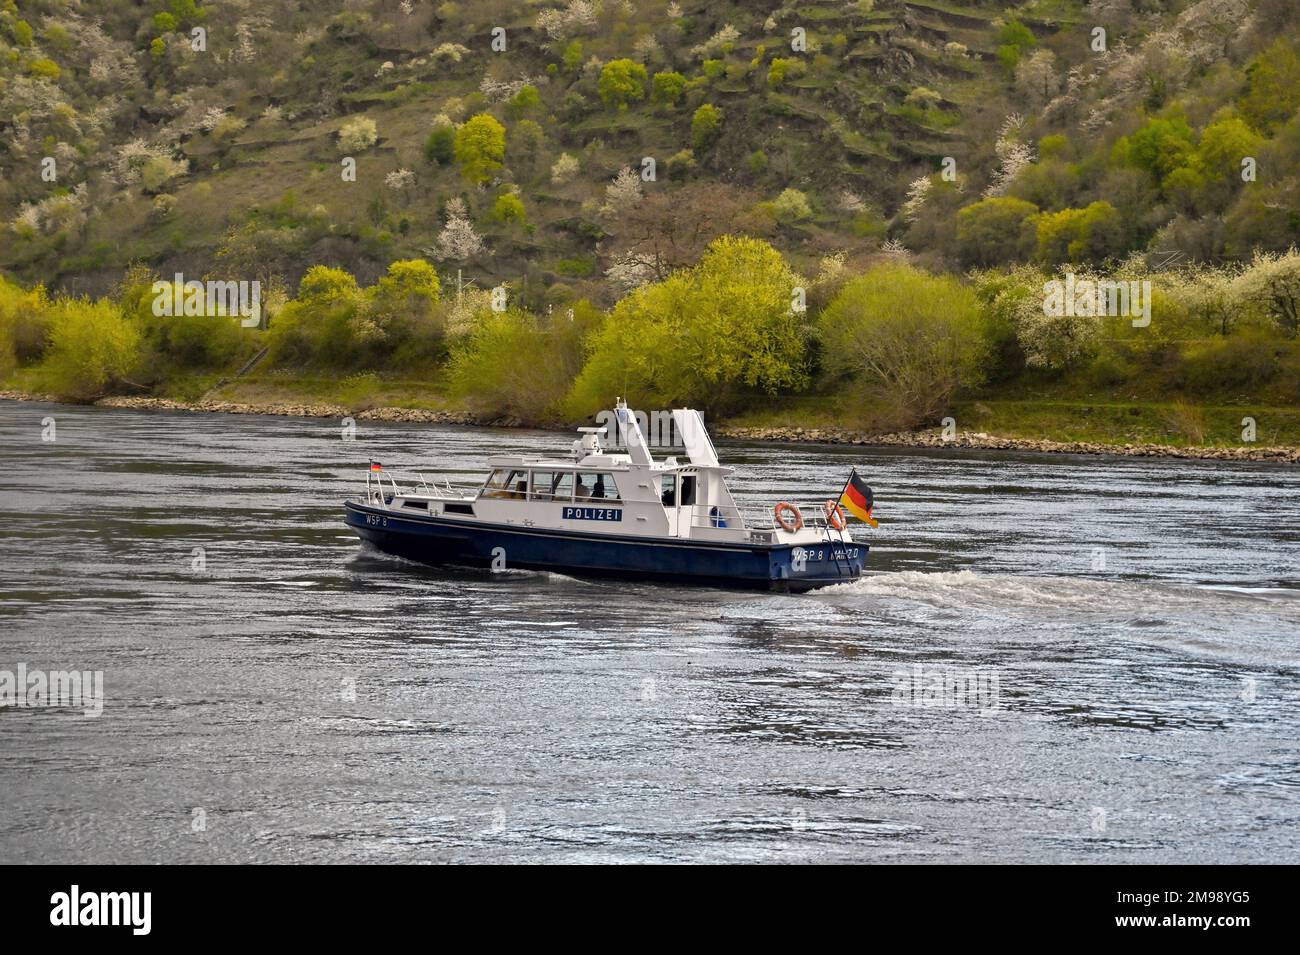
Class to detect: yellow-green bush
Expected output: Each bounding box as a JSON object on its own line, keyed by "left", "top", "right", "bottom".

{"left": 37, "top": 297, "right": 142, "bottom": 401}
{"left": 564, "top": 237, "right": 809, "bottom": 417}
{"left": 0, "top": 278, "right": 51, "bottom": 377}
{"left": 446, "top": 309, "right": 574, "bottom": 423}
{"left": 817, "top": 264, "right": 989, "bottom": 428}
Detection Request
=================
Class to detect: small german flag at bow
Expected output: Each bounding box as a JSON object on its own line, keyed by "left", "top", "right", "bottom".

{"left": 370, "top": 460, "right": 383, "bottom": 472}
{"left": 839, "top": 469, "right": 878, "bottom": 527}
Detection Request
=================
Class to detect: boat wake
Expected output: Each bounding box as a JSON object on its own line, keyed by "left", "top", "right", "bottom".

{"left": 817, "top": 569, "right": 1300, "bottom": 666}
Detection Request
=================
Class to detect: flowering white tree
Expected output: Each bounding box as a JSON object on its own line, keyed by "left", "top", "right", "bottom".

{"left": 550, "top": 153, "right": 580, "bottom": 185}
{"left": 634, "top": 35, "right": 662, "bottom": 62}
{"left": 338, "top": 117, "right": 378, "bottom": 153}
{"left": 690, "top": 24, "right": 739, "bottom": 58}
{"left": 198, "top": 107, "right": 228, "bottom": 132}
{"left": 113, "top": 140, "right": 184, "bottom": 186}
{"left": 984, "top": 114, "right": 1034, "bottom": 198}
{"left": 432, "top": 43, "right": 471, "bottom": 63}
{"left": 430, "top": 198, "right": 485, "bottom": 261}
{"left": 385, "top": 168, "right": 416, "bottom": 191}
{"left": 1231, "top": 249, "right": 1300, "bottom": 337}
{"left": 839, "top": 190, "right": 866, "bottom": 214}
{"left": 12, "top": 184, "right": 90, "bottom": 237}
{"left": 880, "top": 238, "right": 910, "bottom": 258}
{"left": 601, "top": 166, "right": 643, "bottom": 216}
{"left": 605, "top": 250, "right": 658, "bottom": 292}
{"left": 536, "top": 1, "right": 599, "bottom": 41}
{"left": 900, "top": 175, "right": 931, "bottom": 223}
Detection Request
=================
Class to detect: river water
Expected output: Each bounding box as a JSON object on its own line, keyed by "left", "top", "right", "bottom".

{"left": 1, "top": 399, "right": 1297, "bottom": 863}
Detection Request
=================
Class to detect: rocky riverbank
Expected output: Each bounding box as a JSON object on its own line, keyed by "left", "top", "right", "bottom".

{"left": 92, "top": 395, "right": 484, "bottom": 425}
{"left": 714, "top": 423, "right": 1300, "bottom": 463}
{"left": 3, "top": 390, "right": 1297, "bottom": 463}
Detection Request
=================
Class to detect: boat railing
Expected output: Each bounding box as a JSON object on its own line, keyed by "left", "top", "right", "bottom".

{"left": 364, "top": 469, "right": 402, "bottom": 506}
{"left": 739, "top": 501, "right": 849, "bottom": 536}
{"left": 365, "top": 469, "right": 478, "bottom": 505}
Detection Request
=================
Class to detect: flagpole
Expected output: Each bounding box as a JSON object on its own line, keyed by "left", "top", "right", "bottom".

{"left": 827, "top": 468, "right": 855, "bottom": 579}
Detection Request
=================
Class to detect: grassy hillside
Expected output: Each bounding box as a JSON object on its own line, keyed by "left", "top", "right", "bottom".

{"left": 5, "top": 0, "right": 1296, "bottom": 294}
{"left": 2, "top": 1, "right": 1299, "bottom": 448}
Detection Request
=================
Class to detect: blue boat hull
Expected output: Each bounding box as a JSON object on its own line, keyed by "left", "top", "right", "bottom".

{"left": 344, "top": 502, "right": 866, "bottom": 592}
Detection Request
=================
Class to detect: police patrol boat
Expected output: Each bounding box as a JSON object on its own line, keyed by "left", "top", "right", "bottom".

{"left": 343, "top": 400, "right": 873, "bottom": 591}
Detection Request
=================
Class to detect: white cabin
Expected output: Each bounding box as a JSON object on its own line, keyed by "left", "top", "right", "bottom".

{"left": 368, "top": 401, "right": 853, "bottom": 547}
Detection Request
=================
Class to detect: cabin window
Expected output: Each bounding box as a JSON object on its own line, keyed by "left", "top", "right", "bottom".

{"left": 482, "top": 469, "right": 510, "bottom": 498}
{"left": 550, "top": 471, "right": 574, "bottom": 501}
{"left": 530, "top": 472, "right": 576, "bottom": 501}
{"left": 660, "top": 474, "right": 676, "bottom": 507}
{"left": 680, "top": 475, "right": 697, "bottom": 506}
{"left": 529, "top": 471, "right": 552, "bottom": 500}
{"left": 575, "top": 472, "right": 620, "bottom": 502}
{"left": 482, "top": 469, "right": 527, "bottom": 499}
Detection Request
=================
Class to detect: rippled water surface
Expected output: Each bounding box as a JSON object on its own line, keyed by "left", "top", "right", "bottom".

{"left": 2, "top": 400, "right": 1298, "bottom": 863}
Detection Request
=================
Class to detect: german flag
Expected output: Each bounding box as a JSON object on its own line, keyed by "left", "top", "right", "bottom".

{"left": 839, "top": 469, "right": 878, "bottom": 527}
{"left": 370, "top": 460, "right": 383, "bottom": 472}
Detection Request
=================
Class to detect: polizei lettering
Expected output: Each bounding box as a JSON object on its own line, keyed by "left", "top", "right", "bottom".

{"left": 562, "top": 506, "right": 623, "bottom": 522}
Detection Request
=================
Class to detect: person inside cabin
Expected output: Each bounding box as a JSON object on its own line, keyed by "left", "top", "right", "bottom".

{"left": 576, "top": 477, "right": 590, "bottom": 500}
{"left": 661, "top": 474, "right": 676, "bottom": 508}
{"left": 513, "top": 478, "right": 526, "bottom": 499}
{"left": 593, "top": 474, "right": 606, "bottom": 499}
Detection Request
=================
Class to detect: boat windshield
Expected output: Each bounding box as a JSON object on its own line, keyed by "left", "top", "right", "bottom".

{"left": 481, "top": 468, "right": 528, "bottom": 499}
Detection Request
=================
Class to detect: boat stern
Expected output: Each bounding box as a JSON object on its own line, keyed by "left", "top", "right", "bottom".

{"left": 769, "top": 538, "right": 867, "bottom": 591}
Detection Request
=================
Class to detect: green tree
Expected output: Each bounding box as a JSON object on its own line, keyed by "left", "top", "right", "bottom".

{"left": 299, "top": 266, "right": 361, "bottom": 305}
{"left": 565, "top": 236, "right": 808, "bottom": 415}
{"left": 164, "top": 0, "right": 206, "bottom": 28}
{"left": 996, "top": 18, "right": 1036, "bottom": 72}
{"left": 454, "top": 113, "right": 507, "bottom": 184}
{"left": 38, "top": 298, "right": 142, "bottom": 401}
{"left": 509, "top": 119, "right": 544, "bottom": 169}
{"left": 1239, "top": 38, "right": 1300, "bottom": 134}
{"left": 1194, "top": 116, "right": 1265, "bottom": 182}
{"left": 598, "top": 59, "right": 648, "bottom": 108}
{"left": 424, "top": 124, "right": 455, "bottom": 165}
{"left": 562, "top": 39, "right": 583, "bottom": 73}
{"left": 1035, "top": 201, "right": 1124, "bottom": 264}
{"left": 491, "top": 192, "right": 526, "bottom": 225}
{"left": 1166, "top": 116, "right": 1266, "bottom": 214}
{"left": 651, "top": 71, "right": 686, "bottom": 105}
{"left": 266, "top": 267, "right": 363, "bottom": 368}
{"left": 372, "top": 259, "right": 440, "bottom": 307}
{"left": 447, "top": 309, "right": 576, "bottom": 423}
{"left": 691, "top": 103, "right": 723, "bottom": 151}
{"left": 768, "top": 59, "right": 786, "bottom": 88}
{"left": 816, "top": 264, "right": 989, "bottom": 427}
{"left": 770, "top": 187, "right": 812, "bottom": 223}
{"left": 506, "top": 84, "right": 542, "bottom": 118}
{"left": 27, "top": 57, "right": 60, "bottom": 80}
{"left": 1112, "top": 116, "right": 1195, "bottom": 185}
{"left": 956, "top": 197, "right": 1039, "bottom": 267}
{"left": 362, "top": 259, "right": 445, "bottom": 363}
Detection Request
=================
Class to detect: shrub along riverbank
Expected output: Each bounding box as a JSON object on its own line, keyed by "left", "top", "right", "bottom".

{"left": 3, "top": 237, "right": 1300, "bottom": 454}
